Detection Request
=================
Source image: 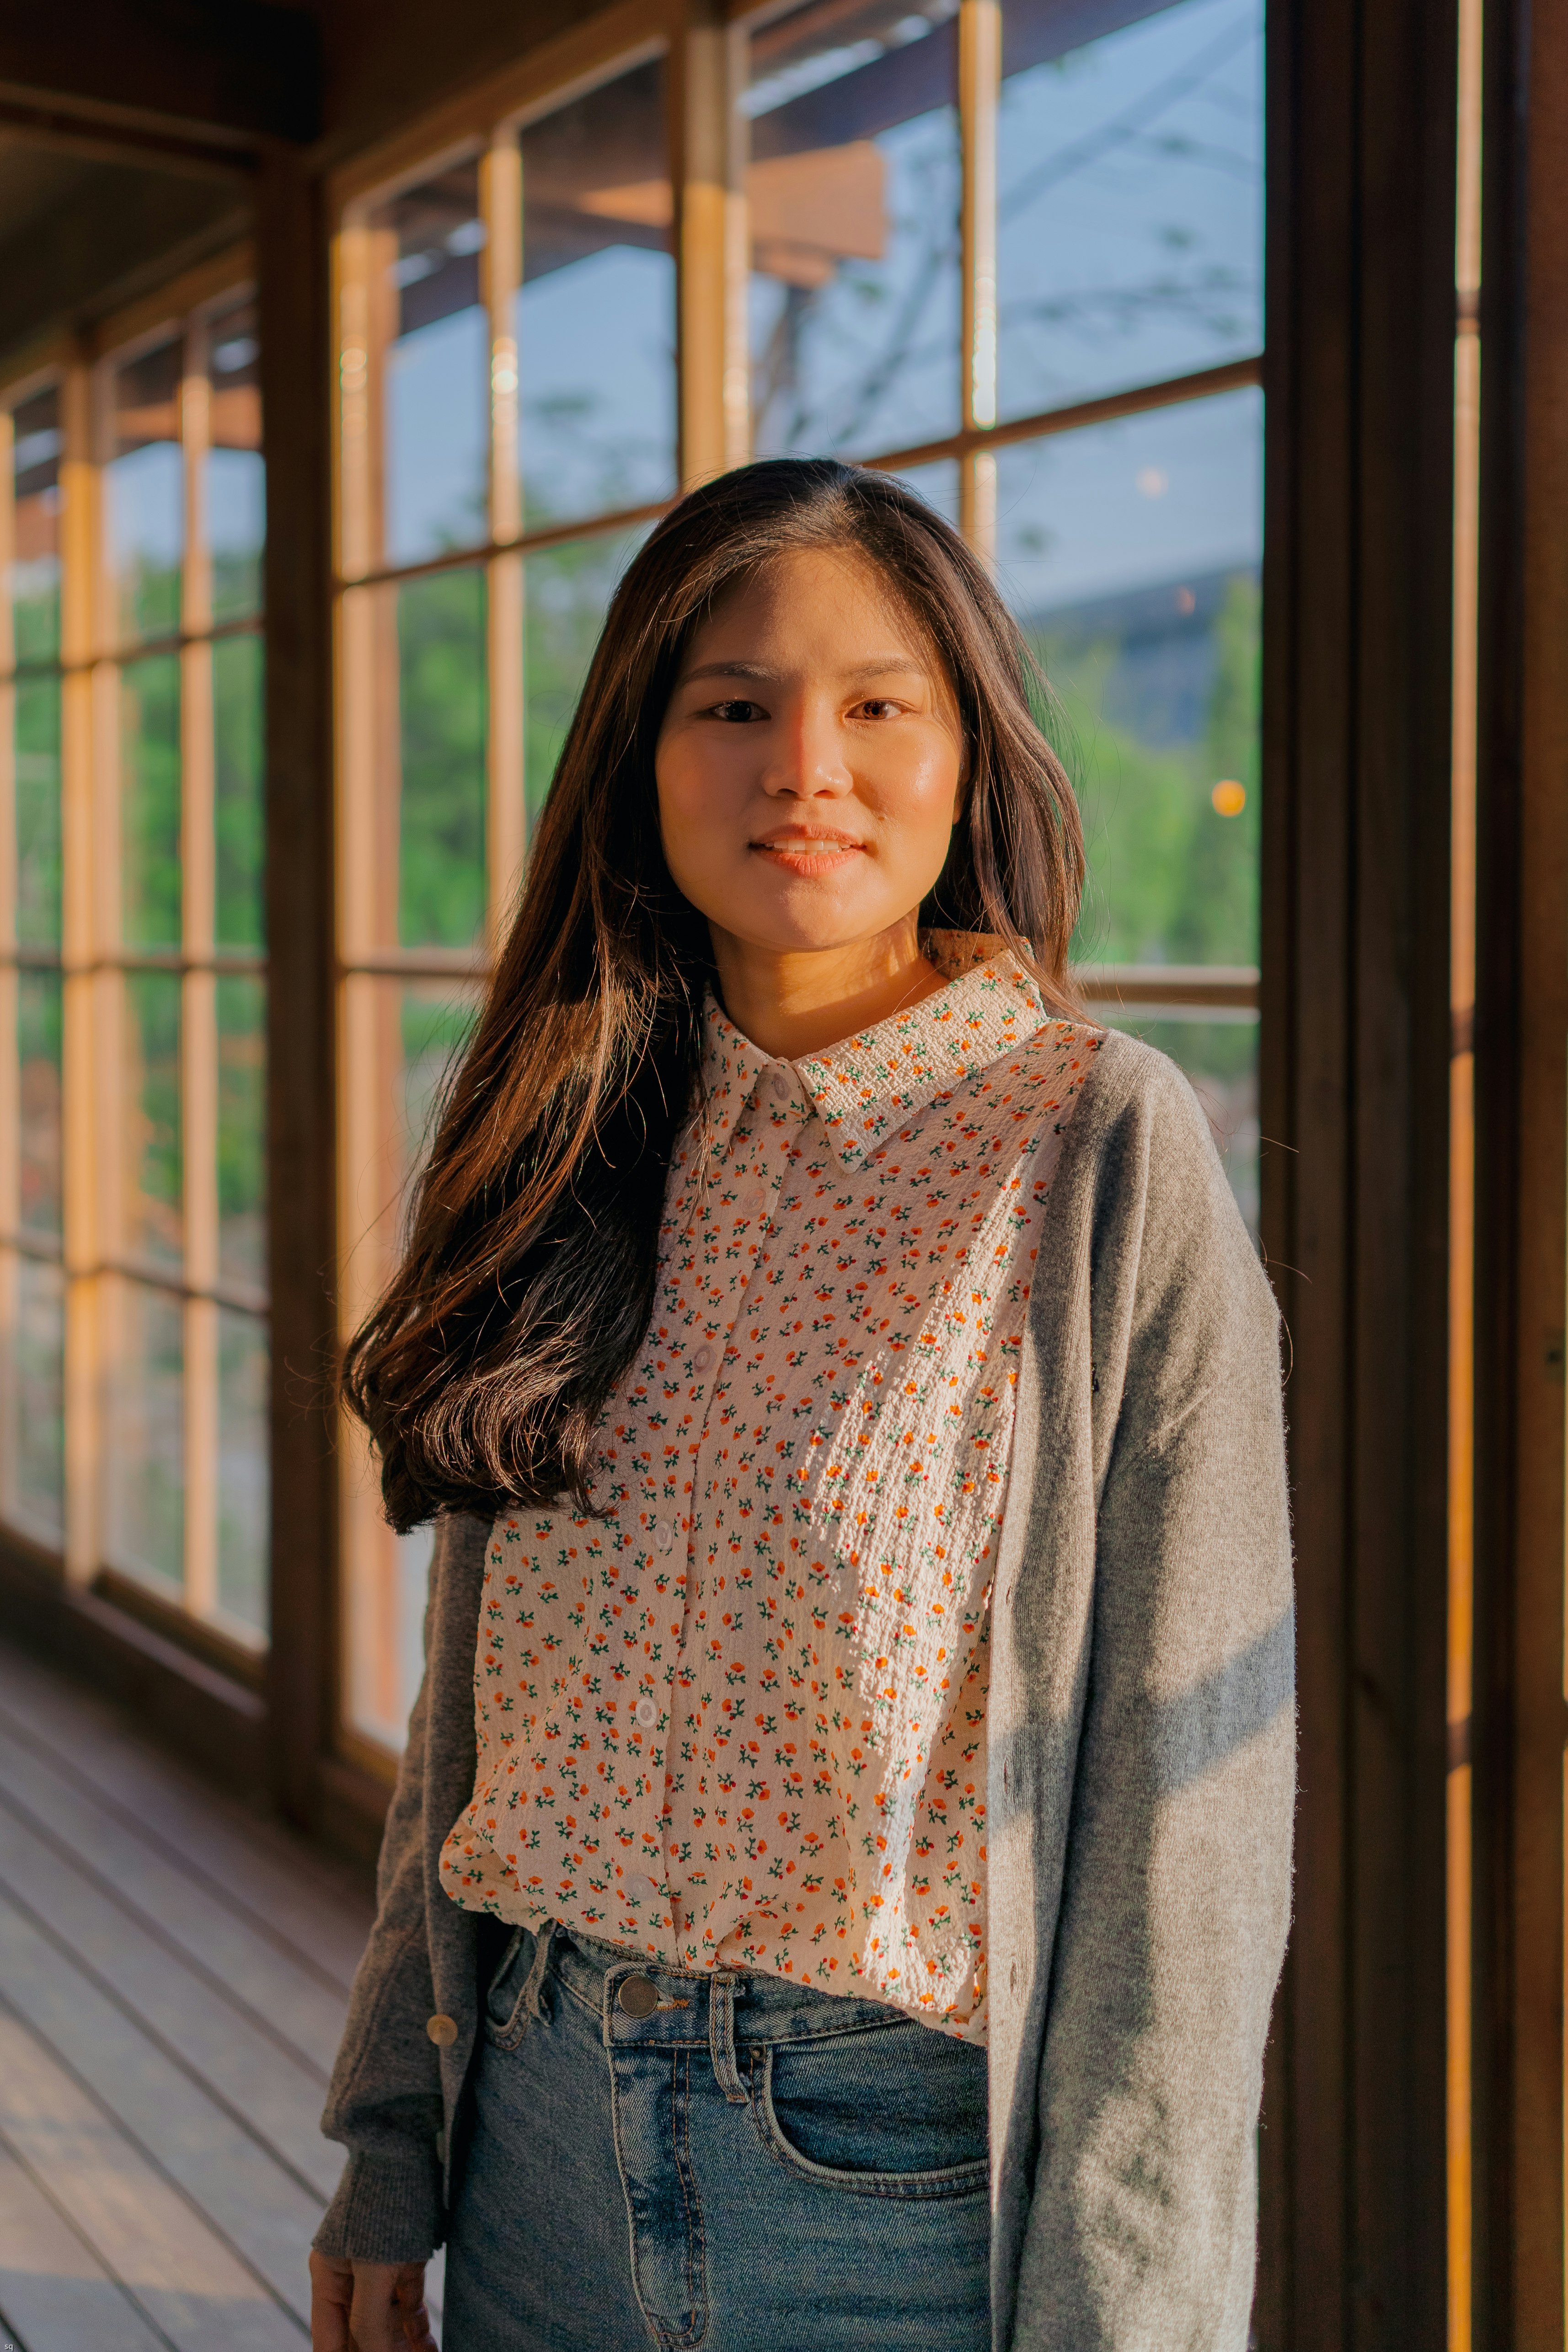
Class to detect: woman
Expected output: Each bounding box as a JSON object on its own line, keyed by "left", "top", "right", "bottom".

{"left": 309, "top": 459, "right": 1294, "bottom": 2352}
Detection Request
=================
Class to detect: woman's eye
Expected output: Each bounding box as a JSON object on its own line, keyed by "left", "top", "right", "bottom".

{"left": 710, "top": 699, "right": 766, "bottom": 723}
{"left": 855, "top": 699, "right": 902, "bottom": 720}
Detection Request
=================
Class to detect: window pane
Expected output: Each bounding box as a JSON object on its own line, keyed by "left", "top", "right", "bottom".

{"left": 10, "top": 385, "right": 61, "bottom": 665}
{"left": 517, "top": 58, "right": 676, "bottom": 525}
{"left": 747, "top": 0, "right": 961, "bottom": 458}
{"left": 1104, "top": 1010, "right": 1257, "bottom": 1232}
{"left": 379, "top": 160, "right": 488, "bottom": 566}
{"left": 883, "top": 458, "right": 959, "bottom": 523}
{"left": 122, "top": 972, "right": 181, "bottom": 1267}
{"left": 121, "top": 654, "right": 181, "bottom": 948}
{"left": 399, "top": 567, "right": 487, "bottom": 948}
{"left": 997, "top": 387, "right": 1262, "bottom": 966}
{"left": 18, "top": 971, "right": 61, "bottom": 1241}
{"left": 999, "top": 0, "right": 1264, "bottom": 418}
{"left": 523, "top": 527, "right": 646, "bottom": 826}
{"left": 107, "top": 338, "right": 184, "bottom": 643}
{"left": 208, "top": 294, "right": 265, "bottom": 624}
{"left": 218, "top": 975, "right": 266, "bottom": 1290}
{"left": 105, "top": 1277, "right": 183, "bottom": 1589}
{"left": 15, "top": 674, "right": 61, "bottom": 947}
{"left": 214, "top": 632, "right": 265, "bottom": 947}
{"left": 218, "top": 1306, "right": 268, "bottom": 1637}
{"left": 2, "top": 1252, "right": 64, "bottom": 1538}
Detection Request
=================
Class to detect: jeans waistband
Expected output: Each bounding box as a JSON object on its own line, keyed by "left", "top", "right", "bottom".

{"left": 536, "top": 1922, "right": 915, "bottom": 2081}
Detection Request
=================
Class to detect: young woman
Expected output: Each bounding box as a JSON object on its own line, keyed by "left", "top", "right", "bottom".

{"left": 309, "top": 458, "right": 1294, "bottom": 2352}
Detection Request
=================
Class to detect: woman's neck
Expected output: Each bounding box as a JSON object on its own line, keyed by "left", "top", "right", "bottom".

{"left": 708, "top": 921, "right": 947, "bottom": 1061}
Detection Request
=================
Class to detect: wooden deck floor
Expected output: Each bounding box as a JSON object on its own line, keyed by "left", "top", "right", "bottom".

{"left": 0, "top": 1637, "right": 444, "bottom": 2351}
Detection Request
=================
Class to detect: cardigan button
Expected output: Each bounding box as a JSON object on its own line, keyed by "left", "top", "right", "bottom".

{"left": 426, "top": 2014, "right": 459, "bottom": 2047}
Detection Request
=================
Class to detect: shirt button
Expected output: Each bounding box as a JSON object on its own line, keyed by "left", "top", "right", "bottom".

{"left": 635, "top": 1696, "right": 658, "bottom": 1728}
{"left": 626, "top": 1871, "right": 658, "bottom": 1901}
{"left": 426, "top": 2014, "right": 459, "bottom": 2047}
{"left": 693, "top": 1345, "right": 713, "bottom": 1372}
{"left": 655, "top": 1520, "right": 674, "bottom": 1554}
{"left": 770, "top": 1074, "right": 788, "bottom": 1100}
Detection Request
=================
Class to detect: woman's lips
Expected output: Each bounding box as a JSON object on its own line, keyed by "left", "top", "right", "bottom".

{"left": 750, "top": 830, "right": 863, "bottom": 873}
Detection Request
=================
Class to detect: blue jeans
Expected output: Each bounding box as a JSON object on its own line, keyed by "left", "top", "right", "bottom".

{"left": 443, "top": 1923, "right": 992, "bottom": 2351}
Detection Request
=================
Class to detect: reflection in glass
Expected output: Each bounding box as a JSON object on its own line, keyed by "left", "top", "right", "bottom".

{"left": 218, "top": 976, "right": 266, "bottom": 1290}
{"left": 380, "top": 161, "right": 488, "bottom": 565}
{"left": 10, "top": 384, "right": 61, "bottom": 664}
{"left": 4, "top": 1254, "right": 64, "bottom": 1537}
{"left": 107, "top": 1278, "right": 183, "bottom": 1589}
{"left": 17, "top": 972, "right": 62, "bottom": 1240}
{"left": 120, "top": 654, "right": 181, "bottom": 948}
{"left": 122, "top": 974, "right": 182, "bottom": 1266}
{"left": 1103, "top": 1010, "right": 1258, "bottom": 1234}
{"left": 523, "top": 528, "right": 644, "bottom": 824}
{"left": 747, "top": 0, "right": 961, "bottom": 458}
{"left": 516, "top": 59, "right": 677, "bottom": 524}
{"left": 107, "top": 338, "right": 184, "bottom": 643}
{"left": 15, "top": 675, "right": 60, "bottom": 947}
{"left": 996, "top": 390, "right": 1261, "bottom": 967}
{"left": 207, "top": 293, "right": 265, "bottom": 623}
{"left": 999, "top": 0, "right": 1264, "bottom": 418}
{"left": 218, "top": 1306, "right": 268, "bottom": 1637}
{"left": 214, "top": 632, "right": 265, "bottom": 947}
{"left": 398, "top": 568, "right": 487, "bottom": 948}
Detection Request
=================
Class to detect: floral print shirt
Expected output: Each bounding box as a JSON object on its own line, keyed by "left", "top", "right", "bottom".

{"left": 439, "top": 935, "right": 1103, "bottom": 2041}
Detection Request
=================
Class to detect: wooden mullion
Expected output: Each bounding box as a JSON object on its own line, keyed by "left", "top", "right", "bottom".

{"left": 59, "top": 358, "right": 99, "bottom": 1591}
{"left": 482, "top": 129, "right": 526, "bottom": 918}
{"left": 958, "top": 0, "right": 999, "bottom": 562}
{"left": 674, "top": 0, "right": 739, "bottom": 489}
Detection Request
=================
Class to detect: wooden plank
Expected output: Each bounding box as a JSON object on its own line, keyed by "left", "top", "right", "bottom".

{"left": 0, "top": 1809, "right": 341, "bottom": 2200}
{"left": 0, "top": 1720, "right": 346, "bottom": 2071}
{"left": 0, "top": 1647, "right": 371, "bottom": 1986}
{"left": 0, "top": 2131, "right": 169, "bottom": 2352}
{"left": 0, "top": 2006, "right": 302, "bottom": 2351}
{"left": 0, "top": 1897, "right": 322, "bottom": 2327}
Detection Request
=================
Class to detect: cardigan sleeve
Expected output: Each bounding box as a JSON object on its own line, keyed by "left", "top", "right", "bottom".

{"left": 1012, "top": 1050, "right": 1295, "bottom": 2349}
{"left": 313, "top": 1512, "right": 480, "bottom": 2266}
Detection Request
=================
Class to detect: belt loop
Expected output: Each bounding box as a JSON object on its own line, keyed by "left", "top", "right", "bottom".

{"left": 521, "top": 1922, "right": 556, "bottom": 2020}
{"left": 709, "top": 1972, "right": 748, "bottom": 2105}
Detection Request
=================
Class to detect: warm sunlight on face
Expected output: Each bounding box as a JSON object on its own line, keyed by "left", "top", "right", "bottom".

{"left": 655, "top": 546, "right": 964, "bottom": 1053}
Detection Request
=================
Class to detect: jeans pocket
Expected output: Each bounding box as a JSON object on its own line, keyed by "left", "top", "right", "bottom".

{"left": 756, "top": 2022, "right": 990, "bottom": 2199}
{"left": 483, "top": 1926, "right": 535, "bottom": 2051}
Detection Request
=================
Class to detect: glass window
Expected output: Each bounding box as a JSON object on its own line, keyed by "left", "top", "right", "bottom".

{"left": 0, "top": 294, "right": 271, "bottom": 1643}
{"left": 746, "top": 0, "right": 962, "bottom": 457}
{"left": 999, "top": 0, "right": 1264, "bottom": 418}
{"left": 523, "top": 525, "right": 647, "bottom": 824}
{"left": 107, "top": 337, "right": 184, "bottom": 643}
{"left": 375, "top": 161, "right": 490, "bottom": 567}
{"left": 517, "top": 59, "right": 677, "bottom": 525}
{"left": 996, "top": 387, "right": 1262, "bottom": 1222}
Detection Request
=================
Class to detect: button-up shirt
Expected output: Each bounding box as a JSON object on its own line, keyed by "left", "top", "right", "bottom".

{"left": 439, "top": 935, "right": 1102, "bottom": 2040}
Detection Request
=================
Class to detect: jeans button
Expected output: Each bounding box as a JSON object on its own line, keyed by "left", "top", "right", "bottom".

{"left": 618, "top": 1975, "right": 660, "bottom": 2018}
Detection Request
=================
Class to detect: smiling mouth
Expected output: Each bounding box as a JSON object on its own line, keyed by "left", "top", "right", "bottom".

{"left": 750, "top": 830, "right": 864, "bottom": 871}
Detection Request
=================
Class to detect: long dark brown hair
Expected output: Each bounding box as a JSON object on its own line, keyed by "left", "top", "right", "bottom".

{"left": 343, "top": 458, "right": 1085, "bottom": 1531}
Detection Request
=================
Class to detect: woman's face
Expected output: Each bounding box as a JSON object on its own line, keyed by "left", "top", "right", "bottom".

{"left": 655, "top": 545, "right": 964, "bottom": 961}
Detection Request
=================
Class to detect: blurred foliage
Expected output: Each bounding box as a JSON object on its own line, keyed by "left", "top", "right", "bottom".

{"left": 1033, "top": 571, "right": 1261, "bottom": 969}
{"left": 397, "top": 568, "right": 487, "bottom": 948}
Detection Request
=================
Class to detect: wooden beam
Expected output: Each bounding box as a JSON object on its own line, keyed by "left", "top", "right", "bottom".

{"left": 257, "top": 148, "right": 339, "bottom": 1832}
{"left": 0, "top": 6, "right": 321, "bottom": 148}
{"left": 1470, "top": 0, "right": 1568, "bottom": 2331}
{"left": 0, "top": 164, "right": 247, "bottom": 368}
{"left": 1255, "top": 0, "right": 1457, "bottom": 2338}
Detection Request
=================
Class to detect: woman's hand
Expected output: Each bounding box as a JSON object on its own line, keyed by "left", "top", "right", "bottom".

{"left": 309, "top": 2250, "right": 438, "bottom": 2351}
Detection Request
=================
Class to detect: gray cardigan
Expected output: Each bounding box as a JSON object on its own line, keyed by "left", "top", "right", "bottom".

{"left": 315, "top": 1032, "right": 1295, "bottom": 2350}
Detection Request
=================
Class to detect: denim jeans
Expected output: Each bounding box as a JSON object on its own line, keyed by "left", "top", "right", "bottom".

{"left": 443, "top": 1923, "right": 992, "bottom": 2352}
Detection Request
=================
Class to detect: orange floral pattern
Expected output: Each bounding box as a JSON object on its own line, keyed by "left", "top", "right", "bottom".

{"left": 440, "top": 937, "right": 1102, "bottom": 2041}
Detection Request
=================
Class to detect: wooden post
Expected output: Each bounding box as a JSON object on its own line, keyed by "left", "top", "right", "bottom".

{"left": 1254, "top": 0, "right": 1458, "bottom": 2339}
{"left": 674, "top": 0, "right": 744, "bottom": 489}
{"left": 58, "top": 355, "right": 99, "bottom": 1591}
{"left": 958, "top": 0, "right": 999, "bottom": 563}
{"left": 180, "top": 313, "right": 219, "bottom": 1624}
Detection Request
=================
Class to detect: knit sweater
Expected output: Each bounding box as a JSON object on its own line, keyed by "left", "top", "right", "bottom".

{"left": 314, "top": 1029, "right": 1295, "bottom": 2352}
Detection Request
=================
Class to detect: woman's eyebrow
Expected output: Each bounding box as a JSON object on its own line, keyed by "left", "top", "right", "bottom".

{"left": 678, "top": 654, "right": 928, "bottom": 686}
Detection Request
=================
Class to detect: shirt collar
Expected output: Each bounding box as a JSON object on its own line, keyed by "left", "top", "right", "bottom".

{"left": 696, "top": 932, "right": 1051, "bottom": 1173}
